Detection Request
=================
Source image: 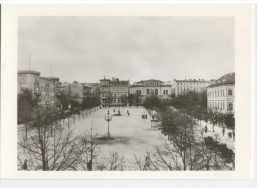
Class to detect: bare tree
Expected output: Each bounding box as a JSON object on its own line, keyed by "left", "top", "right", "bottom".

{"left": 134, "top": 153, "right": 159, "bottom": 171}
{"left": 77, "top": 123, "right": 99, "bottom": 171}
{"left": 157, "top": 108, "right": 213, "bottom": 171}
{"left": 18, "top": 107, "right": 82, "bottom": 171}
{"left": 108, "top": 152, "right": 125, "bottom": 171}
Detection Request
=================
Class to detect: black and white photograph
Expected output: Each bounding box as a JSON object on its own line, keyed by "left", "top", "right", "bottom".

{"left": 17, "top": 16, "right": 236, "bottom": 171}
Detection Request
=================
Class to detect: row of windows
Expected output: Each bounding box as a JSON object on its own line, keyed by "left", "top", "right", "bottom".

{"left": 40, "top": 95, "right": 55, "bottom": 103}
{"left": 177, "top": 82, "right": 208, "bottom": 86}
{"left": 163, "top": 90, "right": 168, "bottom": 95}
{"left": 145, "top": 82, "right": 160, "bottom": 86}
{"left": 208, "top": 101, "right": 233, "bottom": 111}
{"left": 135, "top": 89, "right": 169, "bottom": 95}
{"left": 38, "top": 86, "right": 55, "bottom": 93}
{"left": 147, "top": 89, "right": 158, "bottom": 95}
{"left": 178, "top": 87, "right": 201, "bottom": 92}
{"left": 208, "top": 89, "right": 233, "bottom": 97}
{"left": 102, "top": 93, "right": 128, "bottom": 97}
{"left": 111, "top": 99, "right": 125, "bottom": 103}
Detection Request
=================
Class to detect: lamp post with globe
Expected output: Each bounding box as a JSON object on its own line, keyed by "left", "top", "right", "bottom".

{"left": 104, "top": 114, "right": 112, "bottom": 138}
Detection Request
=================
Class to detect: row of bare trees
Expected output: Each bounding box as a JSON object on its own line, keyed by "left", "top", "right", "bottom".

{"left": 18, "top": 106, "right": 127, "bottom": 171}
{"left": 133, "top": 106, "right": 234, "bottom": 171}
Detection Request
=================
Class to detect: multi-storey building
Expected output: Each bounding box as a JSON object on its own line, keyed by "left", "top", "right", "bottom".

{"left": 99, "top": 77, "right": 129, "bottom": 107}
{"left": 131, "top": 79, "right": 173, "bottom": 103}
{"left": 85, "top": 83, "right": 101, "bottom": 98}
{"left": 64, "top": 81, "right": 84, "bottom": 103}
{"left": 18, "top": 70, "right": 41, "bottom": 96}
{"left": 207, "top": 72, "right": 235, "bottom": 114}
{"left": 18, "top": 70, "right": 59, "bottom": 107}
{"left": 172, "top": 78, "right": 213, "bottom": 96}
{"left": 38, "top": 77, "right": 59, "bottom": 106}
{"left": 82, "top": 83, "right": 100, "bottom": 98}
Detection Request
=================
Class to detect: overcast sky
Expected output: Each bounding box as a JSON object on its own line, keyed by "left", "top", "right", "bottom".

{"left": 18, "top": 17, "right": 234, "bottom": 84}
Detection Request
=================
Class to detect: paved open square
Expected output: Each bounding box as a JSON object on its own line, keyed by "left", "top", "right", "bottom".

{"left": 72, "top": 107, "right": 167, "bottom": 170}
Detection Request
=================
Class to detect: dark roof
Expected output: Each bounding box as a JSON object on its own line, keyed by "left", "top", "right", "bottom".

{"left": 133, "top": 79, "right": 163, "bottom": 85}
{"left": 208, "top": 72, "right": 235, "bottom": 88}
{"left": 174, "top": 79, "right": 211, "bottom": 83}
{"left": 47, "top": 77, "right": 59, "bottom": 81}
{"left": 110, "top": 80, "right": 129, "bottom": 86}
{"left": 100, "top": 79, "right": 110, "bottom": 81}
{"left": 144, "top": 79, "right": 162, "bottom": 82}
{"left": 18, "top": 70, "right": 40, "bottom": 75}
{"left": 40, "top": 77, "right": 59, "bottom": 81}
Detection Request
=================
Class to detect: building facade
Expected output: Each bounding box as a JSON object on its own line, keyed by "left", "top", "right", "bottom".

{"left": 64, "top": 81, "right": 84, "bottom": 103}
{"left": 130, "top": 79, "right": 173, "bottom": 103}
{"left": 18, "top": 70, "right": 59, "bottom": 107}
{"left": 38, "top": 77, "right": 59, "bottom": 106}
{"left": 207, "top": 73, "right": 235, "bottom": 114}
{"left": 172, "top": 79, "right": 213, "bottom": 96}
{"left": 99, "top": 77, "right": 129, "bottom": 107}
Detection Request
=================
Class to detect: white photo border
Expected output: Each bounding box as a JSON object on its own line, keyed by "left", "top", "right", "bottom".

{"left": 0, "top": 3, "right": 256, "bottom": 180}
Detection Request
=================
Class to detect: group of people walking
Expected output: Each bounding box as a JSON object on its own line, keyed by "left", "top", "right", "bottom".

{"left": 107, "top": 109, "right": 130, "bottom": 117}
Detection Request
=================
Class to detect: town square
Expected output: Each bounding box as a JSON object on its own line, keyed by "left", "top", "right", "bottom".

{"left": 17, "top": 17, "right": 235, "bottom": 171}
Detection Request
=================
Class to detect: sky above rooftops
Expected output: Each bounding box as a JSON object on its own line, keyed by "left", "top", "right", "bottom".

{"left": 18, "top": 17, "right": 234, "bottom": 84}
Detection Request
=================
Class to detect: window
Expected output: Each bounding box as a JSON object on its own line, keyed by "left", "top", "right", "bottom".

{"left": 166, "top": 90, "right": 168, "bottom": 95}
{"left": 228, "top": 102, "right": 233, "bottom": 111}
{"left": 228, "top": 89, "right": 233, "bottom": 96}
{"left": 155, "top": 89, "right": 158, "bottom": 95}
{"left": 147, "top": 89, "right": 150, "bottom": 95}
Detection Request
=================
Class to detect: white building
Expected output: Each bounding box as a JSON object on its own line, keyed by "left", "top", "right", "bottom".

{"left": 131, "top": 79, "right": 173, "bottom": 103}
{"left": 172, "top": 78, "right": 213, "bottom": 96}
{"left": 207, "top": 72, "right": 235, "bottom": 114}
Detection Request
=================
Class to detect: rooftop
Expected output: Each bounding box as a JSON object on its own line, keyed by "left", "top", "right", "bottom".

{"left": 40, "top": 77, "right": 59, "bottom": 81}
{"left": 174, "top": 78, "right": 211, "bottom": 83}
{"left": 208, "top": 72, "right": 235, "bottom": 88}
{"left": 18, "top": 70, "right": 40, "bottom": 75}
{"left": 110, "top": 80, "right": 129, "bottom": 86}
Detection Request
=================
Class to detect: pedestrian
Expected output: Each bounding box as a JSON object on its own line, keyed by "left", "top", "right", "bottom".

{"left": 205, "top": 126, "right": 208, "bottom": 133}
{"left": 222, "top": 127, "right": 225, "bottom": 136}
{"left": 113, "top": 109, "right": 115, "bottom": 112}
{"left": 228, "top": 132, "right": 232, "bottom": 138}
{"left": 107, "top": 110, "right": 110, "bottom": 115}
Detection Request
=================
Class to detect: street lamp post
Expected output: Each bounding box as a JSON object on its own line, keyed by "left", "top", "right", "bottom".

{"left": 68, "top": 104, "right": 71, "bottom": 128}
{"left": 104, "top": 114, "right": 112, "bottom": 138}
